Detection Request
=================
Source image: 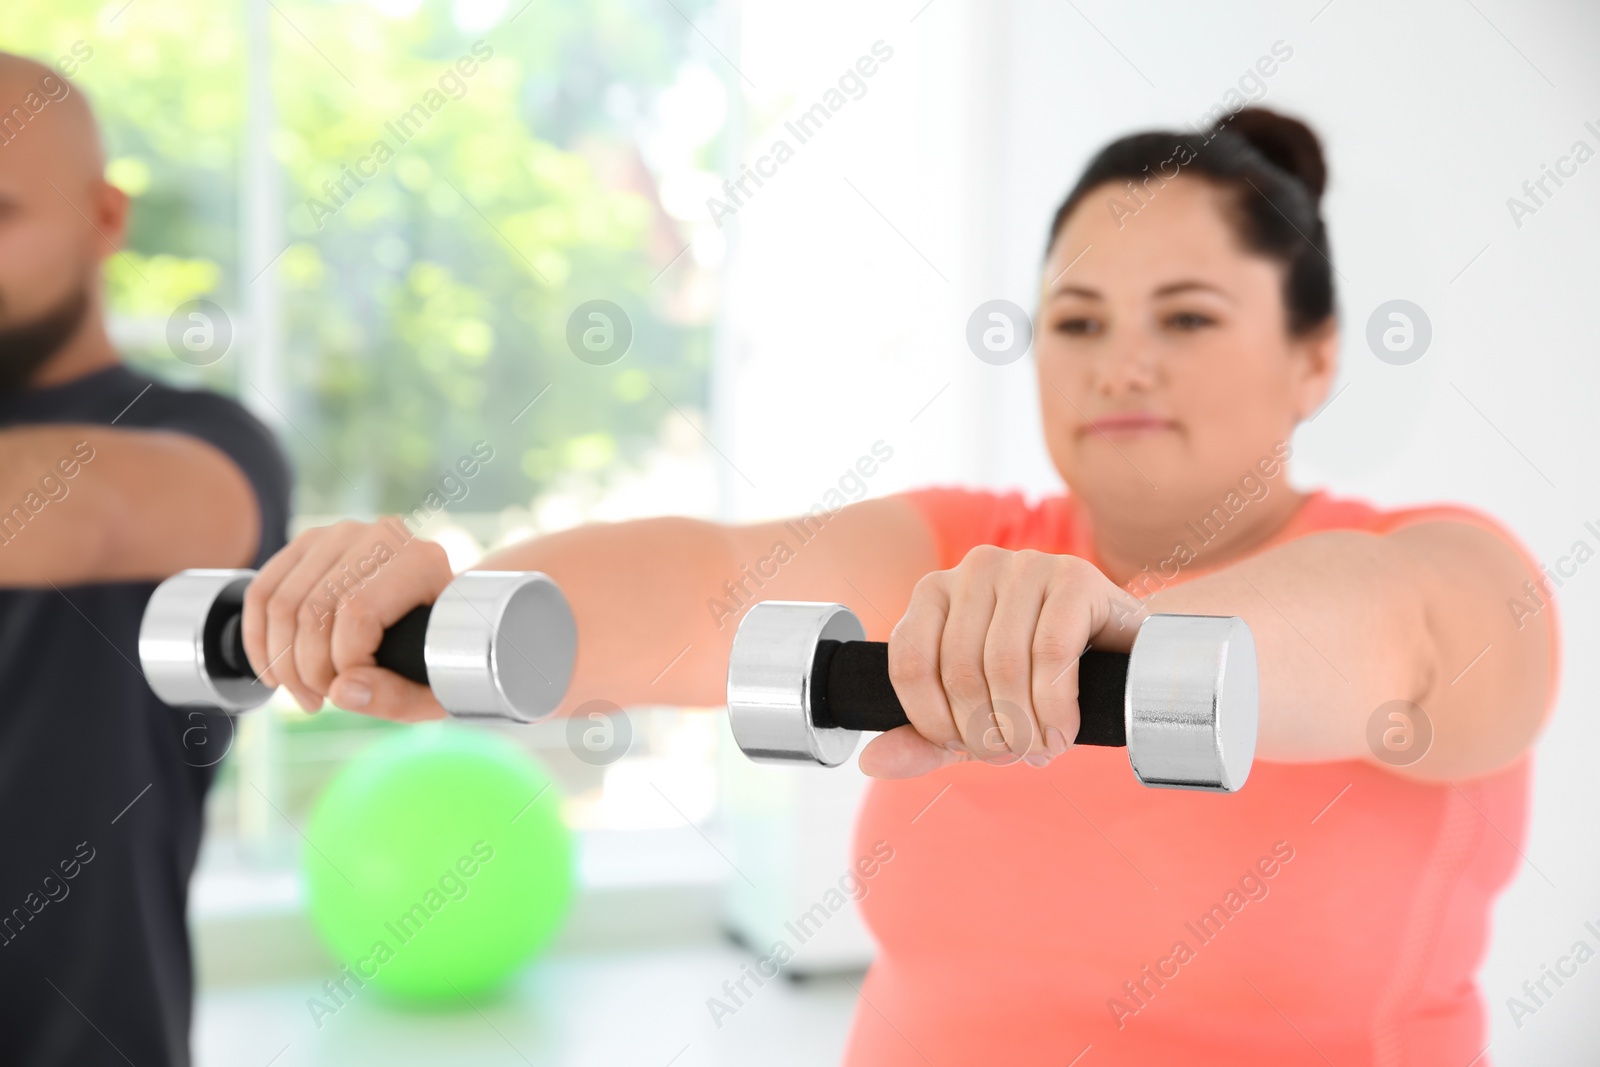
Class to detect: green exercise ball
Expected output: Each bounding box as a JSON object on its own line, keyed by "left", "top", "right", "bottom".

{"left": 302, "top": 724, "right": 573, "bottom": 1003}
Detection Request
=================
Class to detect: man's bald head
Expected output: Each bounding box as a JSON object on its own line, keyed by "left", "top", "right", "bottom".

{"left": 0, "top": 51, "right": 105, "bottom": 183}
{"left": 0, "top": 50, "right": 125, "bottom": 390}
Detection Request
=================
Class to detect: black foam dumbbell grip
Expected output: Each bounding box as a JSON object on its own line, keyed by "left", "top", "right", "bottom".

{"left": 204, "top": 586, "right": 433, "bottom": 688}
{"left": 809, "top": 640, "right": 1129, "bottom": 747}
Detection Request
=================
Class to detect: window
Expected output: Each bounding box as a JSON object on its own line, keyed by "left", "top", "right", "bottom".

{"left": 4, "top": 0, "right": 734, "bottom": 888}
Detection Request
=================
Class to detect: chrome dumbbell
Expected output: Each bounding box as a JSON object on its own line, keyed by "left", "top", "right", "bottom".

{"left": 726, "top": 601, "right": 1259, "bottom": 792}
{"left": 138, "top": 568, "right": 576, "bottom": 723}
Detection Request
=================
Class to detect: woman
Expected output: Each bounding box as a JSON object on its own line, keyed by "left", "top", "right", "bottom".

{"left": 241, "top": 108, "right": 1557, "bottom": 1064}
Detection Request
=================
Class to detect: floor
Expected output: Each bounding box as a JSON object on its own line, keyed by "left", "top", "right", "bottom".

{"left": 195, "top": 944, "right": 863, "bottom": 1066}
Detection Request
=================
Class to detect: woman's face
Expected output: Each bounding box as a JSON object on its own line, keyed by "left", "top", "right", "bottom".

{"left": 1035, "top": 176, "right": 1337, "bottom": 526}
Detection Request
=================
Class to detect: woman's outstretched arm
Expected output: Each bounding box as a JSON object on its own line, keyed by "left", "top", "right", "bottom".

{"left": 1145, "top": 521, "right": 1554, "bottom": 782}
{"left": 871, "top": 519, "right": 1553, "bottom": 783}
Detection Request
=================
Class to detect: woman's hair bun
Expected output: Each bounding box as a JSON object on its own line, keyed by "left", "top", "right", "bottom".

{"left": 1211, "top": 107, "right": 1326, "bottom": 202}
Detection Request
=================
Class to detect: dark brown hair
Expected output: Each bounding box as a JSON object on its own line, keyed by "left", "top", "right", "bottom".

{"left": 1046, "top": 107, "right": 1334, "bottom": 336}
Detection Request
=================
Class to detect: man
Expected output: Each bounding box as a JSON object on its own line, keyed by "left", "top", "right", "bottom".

{"left": 0, "top": 52, "right": 291, "bottom": 1065}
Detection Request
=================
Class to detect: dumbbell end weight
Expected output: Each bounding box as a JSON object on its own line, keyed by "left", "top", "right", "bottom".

{"left": 425, "top": 570, "right": 576, "bottom": 724}
{"left": 1125, "top": 613, "right": 1257, "bottom": 792}
{"left": 140, "top": 569, "right": 270, "bottom": 712}
{"left": 727, "top": 601, "right": 866, "bottom": 766}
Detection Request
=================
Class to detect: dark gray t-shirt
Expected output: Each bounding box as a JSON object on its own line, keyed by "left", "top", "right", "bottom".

{"left": 0, "top": 365, "right": 290, "bottom": 1066}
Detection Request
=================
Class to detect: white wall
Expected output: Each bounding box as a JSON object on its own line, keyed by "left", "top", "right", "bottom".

{"left": 724, "top": 0, "right": 1600, "bottom": 1058}
{"left": 722, "top": 0, "right": 1024, "bottom": 517}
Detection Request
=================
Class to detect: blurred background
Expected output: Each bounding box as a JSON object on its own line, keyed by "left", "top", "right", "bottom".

{"left": 5, "top": 0, "right": 1599, "bottom": 1062}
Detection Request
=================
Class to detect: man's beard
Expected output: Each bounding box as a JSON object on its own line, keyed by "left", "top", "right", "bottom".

{"left": 0, "top": 284, "right": 92, "bottom": 394}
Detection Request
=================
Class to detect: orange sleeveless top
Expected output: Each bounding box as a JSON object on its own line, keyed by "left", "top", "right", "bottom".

{"left": 843, "top": 488, "right": 1558, "bottom": 1066}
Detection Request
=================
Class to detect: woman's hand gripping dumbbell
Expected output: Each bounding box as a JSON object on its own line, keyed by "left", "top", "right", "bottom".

{"left": 139, "top": 523, "right": 576, "bottom": 723}
{"left": 726, "top": 549, "right": 1260, "bottom": 791}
